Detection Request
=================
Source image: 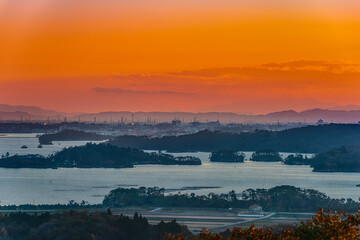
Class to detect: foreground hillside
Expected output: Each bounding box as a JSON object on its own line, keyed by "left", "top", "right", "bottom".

{"left": 0, "top": 186, "right": 359, "bottom": 239}
{"left": 170, "top": 209, "right": 360, "bottom": 240}
{"left": 110, "top": 124, "right": 360, "bottom": 152}
{"left": 0, "top": 211, "right": 191, "bottom": 240}
{"left": 0, "top": 209, "right": 359, "bottom": 240}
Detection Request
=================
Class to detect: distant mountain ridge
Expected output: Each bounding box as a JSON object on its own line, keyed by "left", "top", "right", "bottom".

{"left": 0, "top": 104, "right": 61, "bottom": 117}
{"left": 330, "top": 105, "right": 360, "bottom": 111}
{"left": 74, "top": 109, "right": 360, "bottom": 123}
{"left": 0, "top": 111, "right": 33, "bottom": 120}
{"left": 1, "top": 103, "right": 360, "bottom": 123}
{"left": 73, "top": 111, "right": 240, "bottom": 123}
{"left": 260, "top": 108, "right": 360, "bottom": 123}
{"left": 0, "top": 104, "right": 71, "bottom": 121}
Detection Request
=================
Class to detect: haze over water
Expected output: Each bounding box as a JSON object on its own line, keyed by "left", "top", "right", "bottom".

{"left": 0, "top": 133, "right": 359, "bottom": 206}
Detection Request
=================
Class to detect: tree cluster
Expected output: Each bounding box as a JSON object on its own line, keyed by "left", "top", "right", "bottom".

{"left": 311, "top": 146, "right": 360, "bottom": 172}
{"left": 0, "top": 143, "right": 201, "bottom": 169}
{"left": 103, "top": 186, "right": 359, "bottom": 213}
{"left": 250, "top": 150, "right": 282, "bottom": 162}
{"left": 282, "top": 146, "right": 360, "bottom": 172}
{"left": 110, "top": 124, "right": 360, "bottom": 153}
{"left": 38, "top": 129, "right": 110, "bottom": 145}
{"left": 0, "top": 211, "right": 191, "bottom": 240}
{"left": 210, "top": 151, "right": 245, "bottom": 162}
{"left": 168, "top": 209, "right": 360, "bottom": 240}
{"left": 282, "top": 154, "right": 310, "bottom": 165}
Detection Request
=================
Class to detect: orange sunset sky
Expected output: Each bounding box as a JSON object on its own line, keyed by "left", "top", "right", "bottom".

{"left": 1, "top": 0, "right": 360, "bottom": 114}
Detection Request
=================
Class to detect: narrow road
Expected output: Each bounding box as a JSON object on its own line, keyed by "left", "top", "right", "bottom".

{"left": 206, "top": 212, "right": 276, "bottom": 232}
{"left": 142, "top": 214, "right": 244, "bottom": 220}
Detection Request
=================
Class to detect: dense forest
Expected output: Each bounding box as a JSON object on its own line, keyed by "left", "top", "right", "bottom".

{"left": 109, "top": 124, "right": 360, "bottom": 153}
{"left": 0, "top": 211, "right": 191, "bottom": 240}
{"left": 210, "top": 150, "right": 245, "bottom": 162}
{"left": 38, "top": 129, "right": 110, "bottom": 145}
{"left": 0, "top": 143, "right": 201, "bottom": 168}
{"left": 102, "top": 186, "right": 359, "bottom": 213}
{"left": 281, "top": 146, "right": 360, "bottom": 172}
{"left": 282, "top": 154, "right": 311, "bottom": 165}
{"left": 0, "top": 185, "right": 357, "bottom": 213}
{"left": 0, "top": 154, "right": 52, "bottom": 168}
{"left": 209, "top": 147, "right": 360, "bottom": 172}
{"left": 250, "top": 149, "right": 282, "bottom": 162}
{"left": 1, "top": 209, "right": 360, "bottom": 240}
{"left": 310, "top": 146, "right": 360, "bottom": 172}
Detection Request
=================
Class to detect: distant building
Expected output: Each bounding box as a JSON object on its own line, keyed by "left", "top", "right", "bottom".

{"left": 237, "top": 204, "right": 264, "bottom": 218}
{"left": 316, "top": 119, "right": 324, "bottom": 125}
{"left": 190, "top": 121, "right": 201, "bottom": 127}
{"left": 172, "top": 120, "right": 181, "bottom": 126}
{"left": 249, "top": 204, "right": 263, "bottom": 213}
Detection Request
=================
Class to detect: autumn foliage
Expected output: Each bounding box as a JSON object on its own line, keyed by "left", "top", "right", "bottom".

{"left": 168, "top": 209, "right": 360, "bottom": 240}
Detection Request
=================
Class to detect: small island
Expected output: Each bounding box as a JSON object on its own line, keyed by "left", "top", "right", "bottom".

{"left": 250, "top": 149, "right": 282, "bottom": 162}
{"left": 0, "top": 143, "right": 201, "bottom": 169}
{"left": 38, "top": 129, "right": 110, "bottom": 145}
{"left": 280, "top": 146, "right": 360, "bottom": 172}
{"left": 210, "top": 150, "right": 245, "bottom": 162}
{"left": 282, "top": 154, "right": 310, "bottom": 165}
{"left": 311, "top": 146, "right": 360, "bottom": 172}
{"left": 0, "top": 154, "right": 52, "bottom": 168}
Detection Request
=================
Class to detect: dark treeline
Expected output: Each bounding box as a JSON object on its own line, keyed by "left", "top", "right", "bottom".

{"left": 282, "top": 154, "right": 311, "bottom": 165}
{"left": 0, "top": 185, "right": 358, "bottom": 216}
{"left": 210, "top": 149, "right": 282, "bottom": 163}
{"left": 311, "top": 146, "right": 360, "bottom": 172}
{"left": 0, "top": 211, "right": 191, "bottom": 240}
{"left": 109, "top": 124, "right": 360, "bottom": 153}
{"left": 210, "top": 148, "right": 360, "bottom": 172}
{"left": 1, "top": 185, "right": 358, "bottom": 213}
{"left": 283, "top": 146, "right": 360, "bottom": 172}
{"left": 38, "top": 129, "right": 110, "bottom": 145}
{"left": 103, "top": 186, "right": 360, "bottom": 213}
{"left": 0, "top": 143, "right": 201, "bottom": 169}
{"left": 0, "top": 154, "right": 53, "bottom": 168}
{"left": 250, "top": 149, "right": 282, "bottom": 162}
{"left": 2, "top": 143, "right": 358, "bottom": 172}
{"left": 210, "top": 150, "right": 245, "bottom": 162}
{"left": 0, "top": 202, "right": 102, "bottom": 211}
{"left": 0, "top": 123, "right": 59, "bottom": 133}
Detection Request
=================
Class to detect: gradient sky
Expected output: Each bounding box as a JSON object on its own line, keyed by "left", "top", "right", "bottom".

{"left": 1, "top": 0, "right": 360, "bottom": 113}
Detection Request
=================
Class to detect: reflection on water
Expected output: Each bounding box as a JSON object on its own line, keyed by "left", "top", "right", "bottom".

{"left": 0, "top": 133, "right": 359, "bottom": 205}
{"left": 0, "top": 133, "right": 104, "bottom": 157}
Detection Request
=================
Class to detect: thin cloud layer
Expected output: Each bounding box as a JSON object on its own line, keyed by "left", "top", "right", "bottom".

{"left": 92, "top": 87, "right": 194, "bottom": 95}
{"left": 107, "top": 60, "right": 360, "bottom": 90}
{"left": 1, "top": 60, "right": 360, "bottom": 113}
{"left": 171, "top": 60, "right": 360, "bottom": 78}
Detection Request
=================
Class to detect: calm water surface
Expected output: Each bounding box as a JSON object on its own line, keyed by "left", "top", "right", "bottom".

{"left": 0, "top": 133, "right": 359, "bottom": 205}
